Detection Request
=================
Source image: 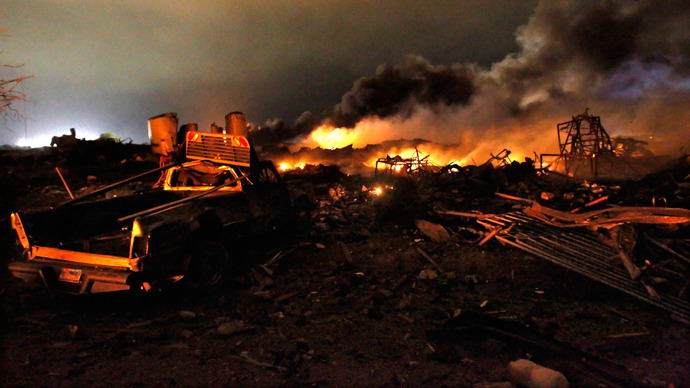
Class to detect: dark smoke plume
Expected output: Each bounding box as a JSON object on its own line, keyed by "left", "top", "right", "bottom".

{"left": 249, "top": 111, "right": 319, "bottom": 146}
{"left": 253, "top": 0, "right": 690, "bottom": 152}
{"left": 327, "top": 56, "right": 476, "bottom": 128}
{"left": 249, "top": 56, "right": 477, "bottom": 145}
{"left": 496, "top": 0, "right": 690, "bottom": 96}
{"left": 466, "top": 0, "right": 690, "bottom": 154}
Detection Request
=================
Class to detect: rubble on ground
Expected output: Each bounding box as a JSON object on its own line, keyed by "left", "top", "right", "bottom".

{"left": 1, "top": 139, "right": 688, "bottom": 387}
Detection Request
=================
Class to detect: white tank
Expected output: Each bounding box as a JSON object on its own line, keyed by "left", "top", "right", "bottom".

{"left": 148, "top": 112, "right": 178, "bottom": 156}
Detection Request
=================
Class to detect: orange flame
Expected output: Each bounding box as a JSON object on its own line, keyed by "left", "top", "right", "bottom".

{"left": 278, "top": 162, "right": 306, "bottom": 172}
{"left": 278, "top": 116, "right": 550, "bottom": 175}
{"left": 309, "top": 125, "right": 359, "bottom": 149}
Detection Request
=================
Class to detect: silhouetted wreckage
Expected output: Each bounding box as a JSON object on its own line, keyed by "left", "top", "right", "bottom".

{"left": 366, "top": 136, "right": 690, "bottom": 324}
{"left": 375, "top": 148, "right": 431, "bottom": 176}
{"left": 8, "top": 111, "right": 291, "bottom": 294}
{"left": 50, "top": 127, "right": 78, "bottom": 148}
{"left": 485, "top": 148, "right": 514, "bottom": 168}
{"left": 267, "top": 134, "right": 690, "bottom": 325}
{"left": 430, "top": 159, "right": 690, "bottom": 325}
{"left": 473, "top": 196, "right": 690, "bottom": 323}
{"left": 7, "top": 110, "right": 688, "bottom": 317}
{"left": 539, "top": 110, "right": 614, "bottom": 178}
{"left": 540, "top": 110, "right": 664, "bottom": 180}
{"left": 4, "top": 109, "right": 690, "bottom": 386}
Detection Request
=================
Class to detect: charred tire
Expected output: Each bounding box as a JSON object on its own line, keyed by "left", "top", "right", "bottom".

{"left": 256, "top": 160, "right": 281, "bottom": 184}
{"left": 185, "top": 241, "right": 230, "bottom": 289}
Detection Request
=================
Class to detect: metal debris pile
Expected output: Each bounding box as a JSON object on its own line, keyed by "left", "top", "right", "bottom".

{"left": 479, "top": 203, "right": 690, "bottom": 323}
{"left": 375, "top": 148, "right": 432, "bottom": 176}
{"left": 421, "top": 155, "right": 690, "bottom": 324}
{"left": 539, "top": 110, "right": 669, "bottom": 180}
{"left": 288, "top": 147, "right": 690, "bottom": 325}
{"left": 3, "top": 137, "right": 690, "bottom": 386}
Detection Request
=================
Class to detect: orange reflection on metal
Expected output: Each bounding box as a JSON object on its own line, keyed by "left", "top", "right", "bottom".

{"left": 29, "top": 246, "right": 132, "bottom": 269}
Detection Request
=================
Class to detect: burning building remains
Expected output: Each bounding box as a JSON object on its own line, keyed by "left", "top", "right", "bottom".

{"left": 2, "top": 0, "right": 690, "bottom": 385}
{"left": 3, "top": 108, "right": 689, "bottom": 385}
{"left": 540, "top": 110, "right": 666, "bottom": 180}
{"left": 246, "top": 0, "right": 688, "bottom": 173}
{"left": 374, "top": 148, "right": 431, "bottom": 177}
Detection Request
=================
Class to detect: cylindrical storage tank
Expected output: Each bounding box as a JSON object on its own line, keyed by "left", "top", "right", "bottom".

{"left": 225, "top": 111, "right": 248, "bottom": 137}
{"left": 210, "top": 122, "right": 223, "bottom": 134}
{"left": 148, "top": 112, "right": 178, "bottom": 156}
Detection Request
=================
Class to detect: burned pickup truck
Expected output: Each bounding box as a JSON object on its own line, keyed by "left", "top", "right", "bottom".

{"left": 9, "top": 112, "right": 290, "bottom": 293}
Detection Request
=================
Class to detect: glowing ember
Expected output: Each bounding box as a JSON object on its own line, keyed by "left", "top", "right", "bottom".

{"left": 278, "top": 161, "right": 307, "bottom": 172}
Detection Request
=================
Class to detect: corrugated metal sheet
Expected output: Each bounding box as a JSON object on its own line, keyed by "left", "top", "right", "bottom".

{"left": 485, "top": 212, "right": 690, "bottom": 323}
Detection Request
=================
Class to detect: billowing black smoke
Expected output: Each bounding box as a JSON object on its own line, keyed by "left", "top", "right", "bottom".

{"left": 504, "top": 0, "right": 690, "bottom": 87}
{"left": 475, "top": 0, "right": 690, "bottom": 150}
{"left": 249, "top": 57, "right": 476, "bottom": 146}
{"left": 327, "top": 57, "right": 476, "bottom": 128}
{"left": 249, "top": 111, "right": 319, "bottom": 146}
{"left": 251, "top": 0, "right": 690, "bottom": 151}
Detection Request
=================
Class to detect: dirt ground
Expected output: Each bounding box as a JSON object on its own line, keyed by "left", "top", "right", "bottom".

{"left": 1, "top": 150, "right": 688, "bottom": 387}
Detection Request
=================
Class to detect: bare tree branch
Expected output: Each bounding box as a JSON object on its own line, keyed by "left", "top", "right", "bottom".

{"left": 0, "top": 75, "right": 32, "bottom": 121}
{"left": 1, "top": 28, "right": 33, "bottom": 121}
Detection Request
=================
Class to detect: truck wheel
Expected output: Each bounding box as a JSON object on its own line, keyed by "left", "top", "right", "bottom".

{"left": 257, "top": 160, "right": 281, "bottom": 183}
{"left": 186, "top": 241, "right": 230, "bottom": 288}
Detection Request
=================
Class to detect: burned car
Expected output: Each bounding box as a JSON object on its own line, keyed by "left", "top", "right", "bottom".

{"left": 9, "top": 112, "right": 291, "bottom": 293}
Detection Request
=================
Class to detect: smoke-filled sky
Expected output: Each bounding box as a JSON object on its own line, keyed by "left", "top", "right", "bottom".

{"left": 2, "top": 0, "right": 689, "bottom": 156}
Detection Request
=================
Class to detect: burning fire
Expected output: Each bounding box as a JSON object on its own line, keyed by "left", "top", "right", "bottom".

{"left": 278, "top": 162, "right": 306, "bottom": 172}
{"left": 273, "top": 118, "right": 542, "bottom": 176}
{"left": 309, "top": 125, "right": 359, "bottom": 149}
{"left": 364, "top": 147, "right": 458, "bottom": 170}
{"left": 308, "top": 123, "right": 534, "bottom": 169}
{"left": 362, "top": 185, "right": 385, "bottom": 196}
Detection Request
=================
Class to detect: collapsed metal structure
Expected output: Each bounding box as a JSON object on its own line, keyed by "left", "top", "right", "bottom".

{"left": 485, "top": 148, "right": 514, "bottom": 168}
{"left": 375, "top": 148, "right": 431, "bottom": 176}
{"left": 540, "top": 110, "right": 616, "bottom": 178}
{"left": 483, "top": 211, "right": 690, "bottom": 323}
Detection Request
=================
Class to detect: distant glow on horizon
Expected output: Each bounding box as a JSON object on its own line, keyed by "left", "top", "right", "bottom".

{"left": 15, "top": 129, "right": 103, "bottom": 148}
{"left": 16, "top": 136, "right": 52, "bottom": 148}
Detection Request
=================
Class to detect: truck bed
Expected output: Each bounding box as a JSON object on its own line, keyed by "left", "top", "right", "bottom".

{"left": 18, "top": 190, "right": 185, "bottom": 256}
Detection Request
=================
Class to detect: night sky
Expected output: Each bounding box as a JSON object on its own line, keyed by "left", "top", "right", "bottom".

{"left": 2, "top": 0, "right": 689, "bottom": 155}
